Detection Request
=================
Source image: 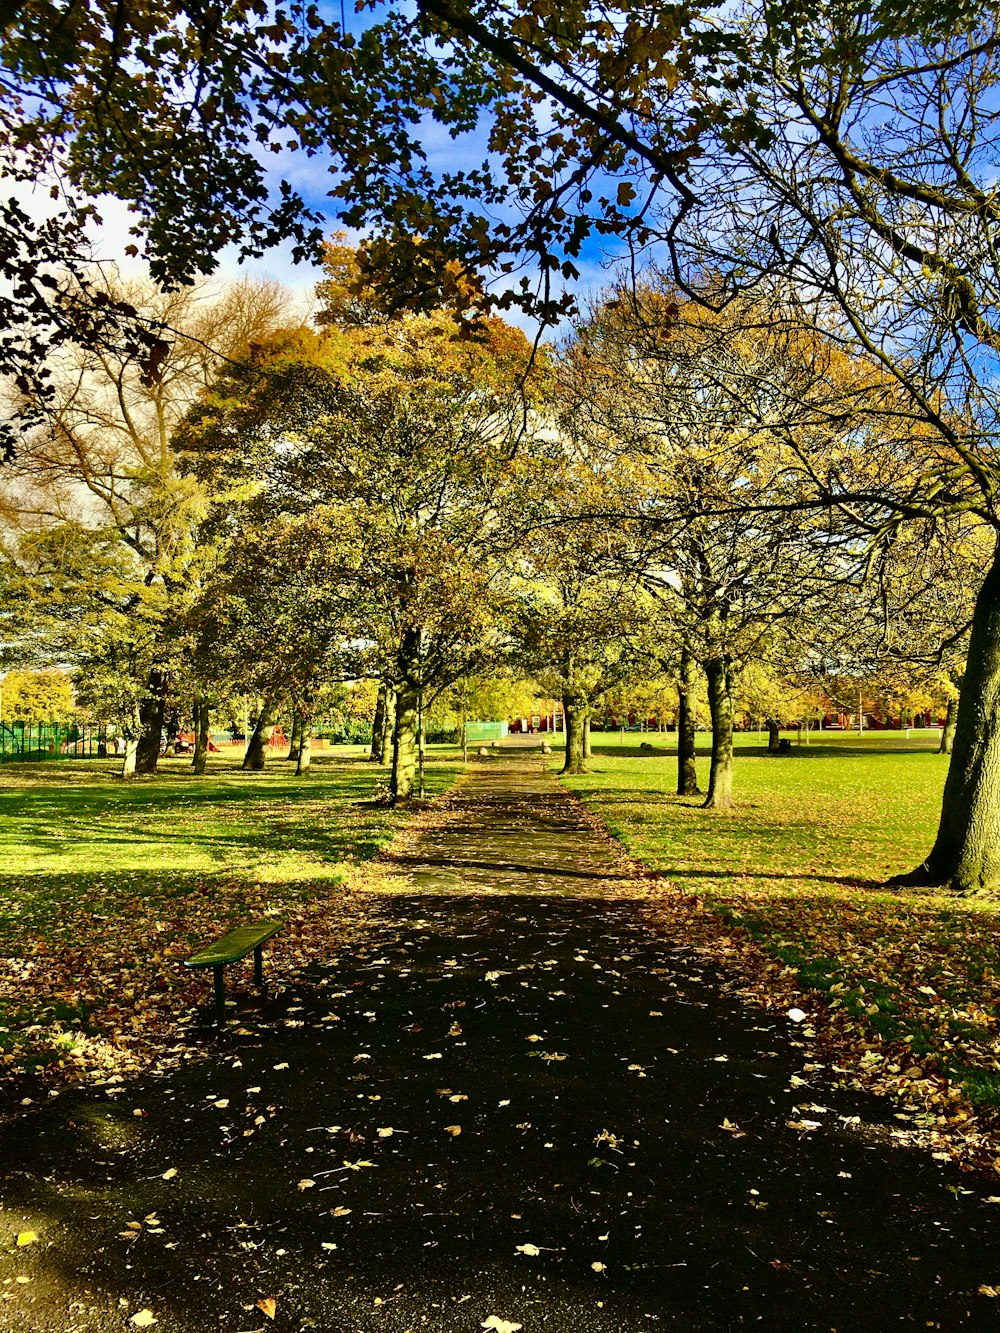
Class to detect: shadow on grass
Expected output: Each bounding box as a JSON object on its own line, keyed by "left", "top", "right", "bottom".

{"left": 587, "top": 741, "right": 946, "bottom": 760}
{"left": 657, "top": 865, "right": 885, "bottom": 890}
{"left": 0, "top": 758, "right": 464, "bottom": 879}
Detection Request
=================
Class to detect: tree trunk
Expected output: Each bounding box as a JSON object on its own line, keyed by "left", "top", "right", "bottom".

{"left": 380, "top": 690, "right": 396, "bottom": 765}
{"left": 121, "top": 735, "right": 138, "bottom": 777}
{"left": 703, "top": 658, "right": 735, "bottom": 810}
{"left": 390, "top": 629, "right": 422, "bottom": 801}
{"left": 193, "top": 695, "right": 211, "bottom": 775}
{"left": 391, "top": 680, "right": 419, "bottom": 801}
{"left": 676, "top": 647, "right": 701, "bottom": 796}
{"left": 288, "top": 711, "right": 303, "bottom": 762}
{"left": 120, "top": 707, "right": 141, "bottom": 778}
{"left": 369, "top": 683, "right": 388, "bottom": 762}
{"left": 135, "top": 671, "right": 166, "bottom": 774}
{"left": 296, "top": 726, "right": 312, "bottom": 776}
{"left": 897, "top": 548, "right": 1000, "bottom": 892}
{"left": 561, "top": 698, "right": 587, "bottom": 775}
{"left": 243, "top": 699, "right": 275, "bottom": 771}
{"left": 939, "top": 694, "right": 958, "bottom": 755}
{"left": 163, "top": 706, "right": 179, "bottom": 757}
{"left": 766, "top": 719, "right": 780, "bottom": 752}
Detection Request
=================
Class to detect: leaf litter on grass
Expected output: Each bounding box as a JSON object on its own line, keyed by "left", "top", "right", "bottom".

{"left": 0, "top": 754, "right": 463, "bottom": 1099}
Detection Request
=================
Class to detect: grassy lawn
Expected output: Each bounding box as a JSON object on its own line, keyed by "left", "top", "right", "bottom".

{"left": 0, "top": 748, "right": 463, "bottom": 1080}
{"left": 560, "top": 731, "right": 1000, "bottom": 1119}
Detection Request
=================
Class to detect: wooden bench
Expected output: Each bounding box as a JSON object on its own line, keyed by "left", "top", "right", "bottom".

{"left": 185, "top": 921, "right": 283, "bottom": 1023}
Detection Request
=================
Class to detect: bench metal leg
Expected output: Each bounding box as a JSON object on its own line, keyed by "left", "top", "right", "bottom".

{"left": 213, "top": 966, "right": 226, "bottom": 1024}
{"left": 254, "top": 944, "right": 264, "bottom": 987}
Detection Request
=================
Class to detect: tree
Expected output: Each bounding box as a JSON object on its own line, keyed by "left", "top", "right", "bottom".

{"left": 1, "top": 274, "right": 286, "bottom": 774}
{"left": 0, "top": 668, "right": 74, "bottom": 723}
{"left": 181, "top": 308, "right": 538, "bottom": 800}
{"left": 193, "top": 511, "right": 359, "bottom": 776}
{"left": 641, "top": 12, "right": 1000, "bottom": 890}
{"left": 0, "top": 1, "right": 324, "bottom": 447}
{"left": 558, "top": 284, "right": 879, "bottom": 807}
{"left": 514, "top": 477, "right": 649, "bottom": 776}
{"left": 2, "top": 520, "right": 167, "bottom": 774}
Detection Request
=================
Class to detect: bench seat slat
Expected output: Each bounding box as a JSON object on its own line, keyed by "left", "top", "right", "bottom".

{"left": 185, "top": 921, "right": 283, "bottom": 969}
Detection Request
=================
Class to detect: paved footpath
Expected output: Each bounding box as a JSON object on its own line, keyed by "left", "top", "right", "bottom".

{"left": 3, "top": 757, "right": 1000, "bottom": 1331}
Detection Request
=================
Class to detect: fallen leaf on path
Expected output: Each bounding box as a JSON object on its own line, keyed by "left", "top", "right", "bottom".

{"left": 444, "top": 1125, "right": 462, "bottom": 1136}
{"left": 160, "top": 1168, "right": 177, "bottom": 1180}
{"left": 515, "top": 1243, "right": 540, "bottom": 1255}
{"left": 481, "top": 1319, "right": 522, "bottom": 1333}
{"left": 129, "top": 1311, "right": 157, "bottom": 1328}
{"left": 257, "top": 1296, "right": 277, "bottom": 1319}
{"left": 297, "top": 1179, "right": 316, "bottom": 1191}
{"left": 16, "top": 1232, "right": 38, "bottom": 1247}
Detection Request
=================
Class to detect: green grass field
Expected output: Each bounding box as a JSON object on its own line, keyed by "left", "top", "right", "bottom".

{"left": 560, "top": 730, "right": 1000, "bottom": 1111}
{"left": 0, "top": 748, "right": 463, "bottom": 1075}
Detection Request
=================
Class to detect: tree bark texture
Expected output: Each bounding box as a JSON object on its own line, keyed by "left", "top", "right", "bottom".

{"left": 163, "top": 707, "right": 180, "bottom": 756}
{"left": 296, "top": 727, "right": 312, "bottom": 776}
{"left": 676, "top": 647, "right": 701, "bottom": 796}
{"left": 121, "top": 735, "right": 138, "bottom": 778}
{"left": 391, "top": 630, "right": 422, "bottom": 801}
{"left": 939, "top": 694, "right": 958, "bottom": 755}
{"left": 370, "top": 684, "right": 388, "bottom": 762}
{"left": 243, "top": 700, "right": 275, "bottom": 771}
{"left": 562, "top": 697, "right": 587, "bottom": 774}
{"left": 193, "top": 695, "right": 211, "bottom": 775}
{"left": 288, "top": 711, "right": 303, "bottom": 761}
{"left": 392, "top": 681, "right": 420, "bottom": 801}
{"left": 380, "top": 690, "right": 396, "bottom": 765}
{"left": 135, "top": 670, "right": 166, "bottom": 774}
{"left": 766, "top": 719, "right": 780, "bottom": 753}
{"left": 905, "top": 550, "right": 1000, "bottom": 892}
{"left": 703, "top": 658, "right": 735, "bottom": 810}
{"left": 120, "top": 706, "right": 141, "bottom": 778}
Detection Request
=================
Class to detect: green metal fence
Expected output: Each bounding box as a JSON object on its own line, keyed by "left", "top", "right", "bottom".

{"left": 465, "top": 720, "right": 509, "bottom": 743}
{"left": 0, "top": 721, "right": 104, "bottom": 763}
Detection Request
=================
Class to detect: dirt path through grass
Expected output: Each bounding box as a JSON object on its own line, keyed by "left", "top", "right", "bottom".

{"left": 3, "top": 755, "right": 1000, "bottom": 1330}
